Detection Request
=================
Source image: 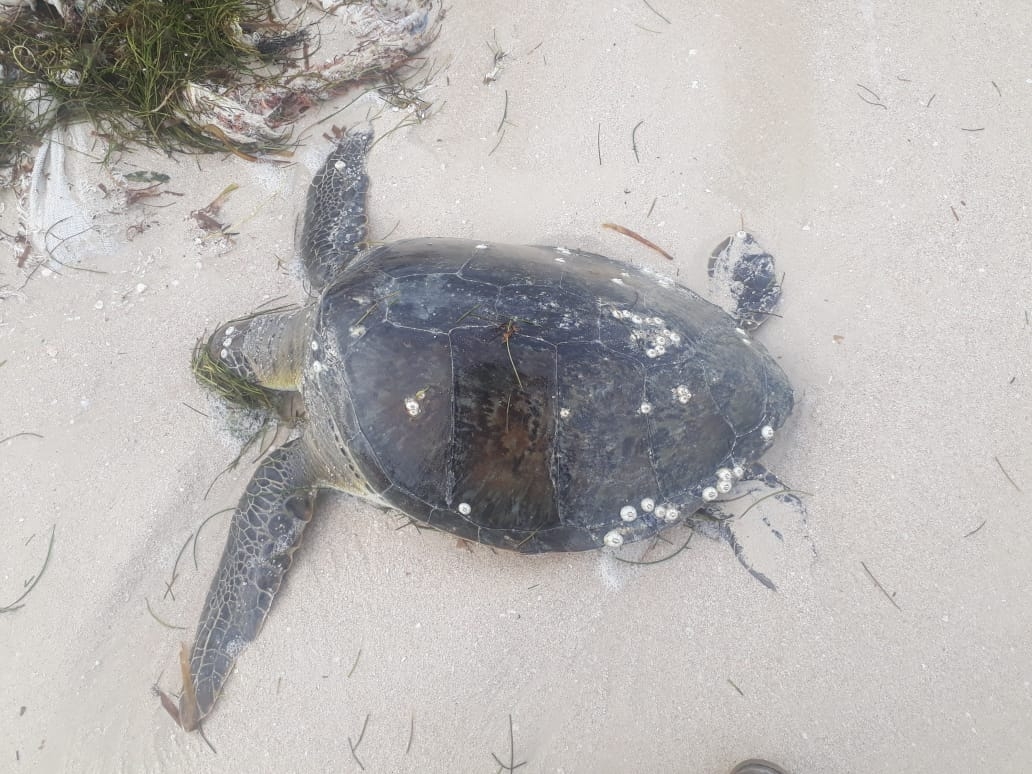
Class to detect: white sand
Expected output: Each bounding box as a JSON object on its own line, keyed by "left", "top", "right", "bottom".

{"left": 2, "top": 1, "right": 1031, "bottom": 772}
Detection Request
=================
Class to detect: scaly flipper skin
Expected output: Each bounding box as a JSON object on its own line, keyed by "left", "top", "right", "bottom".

{"left": 179, "top": 439, "right": 317, "bottom": 731}
{"left": 300, "top": 127, "right": 373, "bottom": 291}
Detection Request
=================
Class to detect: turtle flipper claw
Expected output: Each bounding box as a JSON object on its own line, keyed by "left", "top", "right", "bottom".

{"left": 179, "top": 438, "right": 316, "bottom": 730}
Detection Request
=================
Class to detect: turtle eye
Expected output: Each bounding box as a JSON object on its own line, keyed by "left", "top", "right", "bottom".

{"left": 711, "top": 235, "right": 732, "bottom": 257}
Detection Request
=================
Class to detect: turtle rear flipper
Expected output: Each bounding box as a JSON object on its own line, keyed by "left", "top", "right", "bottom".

{"left": 180, "top": 438, "right": 317, "bottom": 731}
{"left": 300, "top": 127, "right": 373, "bottom": 291}
{"left": 690, "top": 464, "right": 812, "bottom": 593}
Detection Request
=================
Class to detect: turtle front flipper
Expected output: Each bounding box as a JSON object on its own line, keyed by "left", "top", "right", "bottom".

{"left": 179, "top": 438, "right": 317, "bottom": 731}
{"left": 300, "top": 126, "right": 373, "bottom": 291}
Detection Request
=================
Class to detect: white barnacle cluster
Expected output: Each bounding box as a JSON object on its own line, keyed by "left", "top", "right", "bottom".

{"left": 760, "top": 425, "right": 775, "bottom": 441}
{"left": 219, "top": 324, "right": 237, "bottom": 360}
{"left": 652, "top": 503, "right": 681, "bottom": 522}
{"left": 672, "top": 384, "right": 692, "bottom": 404}
{"left": 403, "top": 388, "right": 428, "bottom": 417}
{"left": 704, "top": 465, "right": 746, "bottom": 501}
{"left": 611, "top": 309, "right": 682, "bottom": 359}
{"left": 616, "top": 497, "right": 680, "bottom": 525}
{"left": 559, "top": 407, "right": 571, "bottom": 420}
{"left": 715, "top": 467, "right": 735, "bottom": 494}
{"left": 348, "top": 324, "right": 367, "bottom": 339}
{"left": 457, "top": 502, "right": 472, "bottom": 515}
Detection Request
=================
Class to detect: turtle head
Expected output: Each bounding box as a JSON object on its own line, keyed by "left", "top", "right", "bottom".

{"left": 708, "top": 231, "right": 782, "bottom": 331}
{"left": 193, "top": 306, "right": 309, "bottom": 419}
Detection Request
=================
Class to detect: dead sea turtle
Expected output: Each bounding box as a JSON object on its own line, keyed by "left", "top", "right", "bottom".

{"left": 172, "top": 127, "right": 795, "bottom": 730}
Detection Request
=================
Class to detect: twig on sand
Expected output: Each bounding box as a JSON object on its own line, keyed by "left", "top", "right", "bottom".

{"left": 497, "top": 89, "right": 510, "bottom": 133}
{"left": 0, "top": 525, "right": 55, "bottom": 613}
{"left": 347, "top": 647, "right": 363, "bottom": 678}
{"left": 856, "top": 83, "right": 887, "bottom": 109}
{"left": 491, "top": 714, "right": 527, "bottom": 772}
{"left": 963, "top": 520, "right": 987, "bottom": 538}
{"left": 145, "top": 598, "right": 187, "bottom": 630}
{"left": 0, "top": 431, "right": 43, "bottom": 444}
{"left": 860, "top": 560, "right": 901, "bottom": 611}
{"left": 631, "top": 120, "right": 644, "bottom": 162}
{"left": 181, "top": 402, "right": 210, "bottom": 418}
{"left": 641, "top": 0, "right": 671, "bottom": 24}
{"left": 727, "top": 678, "right": 745, "bottom": 696}
{"left": 163, "top": 507, "right": 234, "bottom": 601}
{"left": 349, "top": 713, "right": 371, "bottom": 770}
{"left": 994, "top": 455, "right": 1022, "bottom": 492}
{"left": 614, "top": 531, "right": 693, "bottom": 565}
{"left": 602, "top": 222, "right": 675, "bottom": 261}
{"left": 489, "top": 129, "right": 506, "bottom": 156}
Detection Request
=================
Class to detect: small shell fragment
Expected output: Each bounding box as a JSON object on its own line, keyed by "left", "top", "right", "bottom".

{"left": 603, "top": 530, "right": 624, "bottom": 548}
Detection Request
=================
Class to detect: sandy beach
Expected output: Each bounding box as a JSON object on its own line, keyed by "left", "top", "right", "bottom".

{"left": 2, "top": 1, "right": 1031, "bottom": 771}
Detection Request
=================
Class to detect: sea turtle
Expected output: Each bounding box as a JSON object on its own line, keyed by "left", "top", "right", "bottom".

{"left": 171, "top": 127, "right": 795, "bottom": 730}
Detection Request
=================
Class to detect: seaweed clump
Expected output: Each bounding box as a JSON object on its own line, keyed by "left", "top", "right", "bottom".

{"left": 0, "top": 0, "right": 308, "bottom": 166}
